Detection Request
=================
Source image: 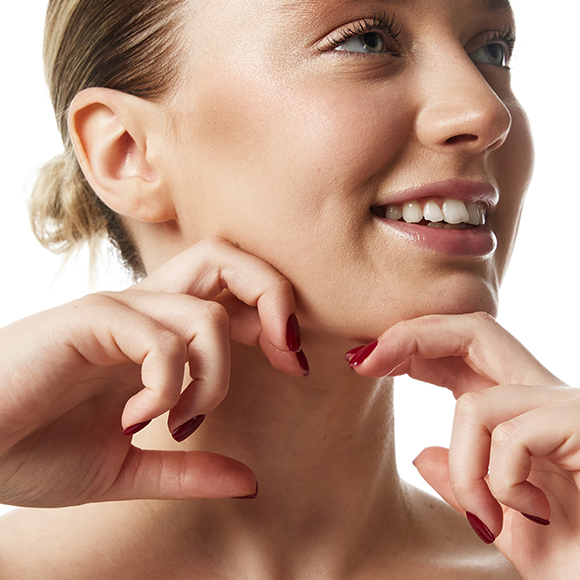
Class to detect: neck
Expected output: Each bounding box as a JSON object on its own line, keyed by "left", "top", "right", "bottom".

{"left": 137, "top": 340, "right": 409, "bottom": 577}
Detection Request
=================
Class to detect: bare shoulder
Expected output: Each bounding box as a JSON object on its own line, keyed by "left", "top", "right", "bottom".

{"left": 364, "top": 484, "right": 522, "bottom": 580}
{"left": 0, "top": 506, "right": 100, "bottom": 579}
{"left": 0, "top": 503, "right": 166, "bottom": 580}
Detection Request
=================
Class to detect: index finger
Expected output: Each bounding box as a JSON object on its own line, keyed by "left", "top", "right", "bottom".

{"left": 350, "top": 312, "right": 562, "bottom": 393}
{"left": 136, "top": 237, "right": 298, "bottom": 354}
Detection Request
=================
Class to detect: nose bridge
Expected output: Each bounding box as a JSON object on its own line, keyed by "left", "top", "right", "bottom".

{"left": 414, "top": 42, "right": 512, "bottom": 152}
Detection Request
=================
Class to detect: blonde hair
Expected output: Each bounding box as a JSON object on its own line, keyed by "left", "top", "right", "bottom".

{"left": 29, "top": 0, "right": 188, "bottom": 277}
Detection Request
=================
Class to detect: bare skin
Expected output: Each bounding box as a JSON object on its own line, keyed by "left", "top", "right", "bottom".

{"left": 0, "top": 0, "right": 576, "bottom": 577}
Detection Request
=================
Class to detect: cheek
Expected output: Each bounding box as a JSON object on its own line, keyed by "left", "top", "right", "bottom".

{"left": 173, "top": 65, "right": 409, "bottom": 251}
{"left": 492, "top": 99, "right": 534, "bottom": 280}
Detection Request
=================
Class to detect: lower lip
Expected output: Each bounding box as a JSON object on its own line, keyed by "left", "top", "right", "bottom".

{"left": 377, "top": 219, "right": 497, "bottom": 257}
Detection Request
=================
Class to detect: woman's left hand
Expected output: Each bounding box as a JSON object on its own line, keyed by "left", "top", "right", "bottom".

{"left": 348, "top": 312, "right": 578, "bottom": 580}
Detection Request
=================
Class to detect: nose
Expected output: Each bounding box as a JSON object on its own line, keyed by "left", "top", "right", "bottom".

{"left": 414, "top": 46, "right": 512, "bottom": 154}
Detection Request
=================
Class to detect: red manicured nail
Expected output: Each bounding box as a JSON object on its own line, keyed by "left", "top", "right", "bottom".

{"left": 296, "top": 349, "right": 310, "bottom": 377}
{"left": 172, "top": 415, "right": 206, "bottom": 443}
{"left": 345, "top": 345, "right": 364, "bottom": 362}
{"left": 286, "top": 313, "right": 301, "bottom": 353}
{"left": 348, "top": 340, "right": 378, "bottom": 369}
{"left": 123, "top": 420, "right": 151, "bottom": 437}
{"left": 466, "top": 512, "right": 495, "bottom": 544}
{"left": 522, "top": 513, "right": 550, "bottom": 526}
{"left": 233, "top": 482, "right": 259, "bottom": 500}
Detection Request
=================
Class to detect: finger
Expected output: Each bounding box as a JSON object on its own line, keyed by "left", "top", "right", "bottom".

{"left": 137, "top": 237, "right": 298, "bottom": 354}
{"left": 487, "top": 399, "right": 580, "bottom": 521}
{"left": 350, "top": 312, "right": 562, "bottom": 394}
{"left": 216, "top": 292, "right": 309, "bottom": 376}
{"left": 449, "top": 385, "right": 574, "bottom": 536}
{"left": 165, "top": 299, "right": 231, "bottom": 431}
{"left": 94, "top": 292, "right": 232, "bottom": 424}
{"left": 70, "top": 296, "right": 191, "bottom": 431}
{"left": 413, "top": 447, "right": 463, "bottom": 512}
{"left": 101, "top": 446, "right": 258, "bottom": 501}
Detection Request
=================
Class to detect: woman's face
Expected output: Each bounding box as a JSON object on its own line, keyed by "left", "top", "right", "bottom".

{"left": 162, "top": 0, "right": 532, "bottom": 344}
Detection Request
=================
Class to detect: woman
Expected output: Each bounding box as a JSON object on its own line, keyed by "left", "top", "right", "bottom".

{"left": 0, "top": 0, "right": 577, "bottom": 578}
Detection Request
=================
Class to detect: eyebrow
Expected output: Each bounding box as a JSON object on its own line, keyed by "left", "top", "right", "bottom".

{"left": 478, "top": 0, "right": 513, "bottom": 12}
{"left": 280, "top": 0, "right": 513, "bottom": 15}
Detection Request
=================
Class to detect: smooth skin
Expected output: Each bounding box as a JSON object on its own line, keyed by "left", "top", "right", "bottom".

{"left": 0, "top": 0, "right": 575, "bottom": 578}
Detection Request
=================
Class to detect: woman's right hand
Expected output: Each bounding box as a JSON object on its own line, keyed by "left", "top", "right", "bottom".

{"left": 0, "top": 237, "right": 305, "bottom": 508}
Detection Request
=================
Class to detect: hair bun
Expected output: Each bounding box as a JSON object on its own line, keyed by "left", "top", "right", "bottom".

{"left": 29, "top": 150, "right": 107, "bottom": 254}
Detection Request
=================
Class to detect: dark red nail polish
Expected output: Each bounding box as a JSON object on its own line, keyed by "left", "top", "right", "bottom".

{"left": 296, "top": 349, "right": 310, "bottom": 377}
{"left": 466, "top": 512, "right": 495, "bottom": 544}
{"left": 345, "top": 345, "right": 364, "bottom": 362}
{"left": 123, "top": 420, "right": 151, "bottom": 437}
{"left": 172, "top": 415, "right": 206, "bottom": 443}
{"left": 522, "top": 513, "right": 550, "bottom": 526}
{"left": 233, "top": 482, "right": 259, "bottom": 500}
{"left": 348, "top": 340, "right": 378, "bottom": 369}
{"left": 286, "top": 314, "right": 301, "bottom": 352}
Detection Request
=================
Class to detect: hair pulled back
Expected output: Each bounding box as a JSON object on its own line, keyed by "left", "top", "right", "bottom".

{"left": 29, "top": 0, "right": 188, "bottom": 277}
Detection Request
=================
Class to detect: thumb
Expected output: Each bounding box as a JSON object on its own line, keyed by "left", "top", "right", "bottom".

{"left": 413, "top": 446, "right": 462, "bottom": 513}
{"left": 103, "top": 447, "right": 258, "bottom": 501}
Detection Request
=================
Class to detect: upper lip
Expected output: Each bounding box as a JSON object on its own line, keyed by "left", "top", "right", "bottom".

{"left": 371, "top": 179, "right": 500, "bottom": 210}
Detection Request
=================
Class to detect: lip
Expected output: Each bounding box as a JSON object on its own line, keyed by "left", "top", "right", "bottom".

{"left": 372, "top": 179, "right": 499, "bottom": 258}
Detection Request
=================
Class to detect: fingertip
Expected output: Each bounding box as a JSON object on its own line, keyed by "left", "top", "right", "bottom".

{"left": 296, "top": 349, "right": 310, "bottom": 377}
{"left": 466, "top": 512, "right": 496, "bottom": 544}
{"left": 171, "top": 415, "right": 206, "bottom": 443}
{"left": 122, "top": 420, "right": 152, "bottom": 437}
{"left": 521, "top": 512, "right": 551, "bottom": 526}
{"left": 232, "top": 481, "right": 259, "bottom": 500}
{"left": 347, "top": 341, "right": 378, "bottom": 370}
{"left": 286, "top": 314, "right": 301, "bottom": 353}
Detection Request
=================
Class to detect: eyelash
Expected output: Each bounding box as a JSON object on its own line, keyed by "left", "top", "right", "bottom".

{"left": 325, "top": 12, "right": 402, "bottom": 52}
{"left": 324, "top": 17, "right": 516, "bottom": 65}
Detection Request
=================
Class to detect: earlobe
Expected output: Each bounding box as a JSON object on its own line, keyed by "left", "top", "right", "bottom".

{"left": 68, "top": 87, "right": 176, "bottom": 223}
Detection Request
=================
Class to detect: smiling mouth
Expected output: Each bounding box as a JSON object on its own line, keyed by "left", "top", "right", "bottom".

{"left": 371, "top": 198, "right": 487, "bottom": 230}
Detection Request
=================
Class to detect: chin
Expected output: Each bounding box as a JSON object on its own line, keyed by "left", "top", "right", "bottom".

{"left": 302, "top": 271, "right": 499, "bottom": 346}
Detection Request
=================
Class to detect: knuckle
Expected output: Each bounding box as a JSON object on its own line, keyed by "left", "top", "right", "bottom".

{"left": 154, "top": 330, "right": 187, "bottom": 359}
{"left": 468, "top": 311, "right": 496, "bottom": 328}
{"left": 447, "top": 474, "right": 476, "bottom": 500}
{"left": 202, "top": 300, "right": 230, "bottom": 328}
{"left": 200, "top": 236, "right": 231, "bottom": 253}
{"left": 491, "top": 420, "right": 521, "bottom": 449}
{"left": 487, "top": 472, "right": 512, "bottom": 499}
{"left": 76, "top": 291, "right": 119, "bottom": 311}
{"left": 454, "top": 391, "right": 485, "bottom": 421}
{"left": 268, "top": 276, "right": 293, "bottom": 299}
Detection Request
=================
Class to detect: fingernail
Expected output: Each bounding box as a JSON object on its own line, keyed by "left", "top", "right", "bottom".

{"left": 522, "top": 513, "right": 550, "bottom": 526}
{"left": 348, "top": 340, "right": 378, "bottom": 369}
{"left": 172, "top": 415, "right": 206, "bottom": 443}
{"left": 233, "top": 482, "right": 259, "bottom": 500}
{"left": 286, "top": 313, "right": 301, "bottom": 352}
{"left": 122, "top": 420, "right": 151, "bottom": 437}
{"left": 296, "top": 349, "right": 310, "bottom": 377}
{"left": 466, "top": 512, "right": 495, "bottom": 544}
{"left": 345, "top": 345, "right": 364, "bottom": 362}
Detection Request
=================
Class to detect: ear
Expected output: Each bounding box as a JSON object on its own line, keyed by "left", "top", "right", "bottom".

{"left": 68, "top": 87, "right": 176, "bottom": 223}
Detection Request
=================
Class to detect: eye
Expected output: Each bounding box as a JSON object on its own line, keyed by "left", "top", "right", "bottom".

{"left": 469, "top": 42, "right": 509, "bottom": 67}
{"left": 335, "top": 32, "right": 388, "bottom": 54}
{"left": 322, "top": 14, "right": 402, "bottom": 56}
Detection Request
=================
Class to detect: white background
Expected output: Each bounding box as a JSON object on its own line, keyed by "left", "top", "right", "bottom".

{"left": 0, "top": 1, "right": 578, "bottom": 516}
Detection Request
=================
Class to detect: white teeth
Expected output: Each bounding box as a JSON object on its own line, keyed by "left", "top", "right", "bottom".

{"left": 386, "top": 205, "right": 403, "bottom": 221}
{"left": 382, "top": 198, "right": 487, "bottom": 226}
{"left": 466, "top": 202, "right": 480, "bottom": 225}
{"left": 423, "top": 200, "right": 444, "bottom": 223}
{"left": 442, "top": 199, "right": 469, "bottom": 224}
{"left": 402, "top": 201, "right": 423, "bottom": 223}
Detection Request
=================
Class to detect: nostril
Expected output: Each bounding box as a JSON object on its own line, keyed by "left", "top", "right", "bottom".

{"left": 446, "top": 134, "right": 478, "bottom": 145}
